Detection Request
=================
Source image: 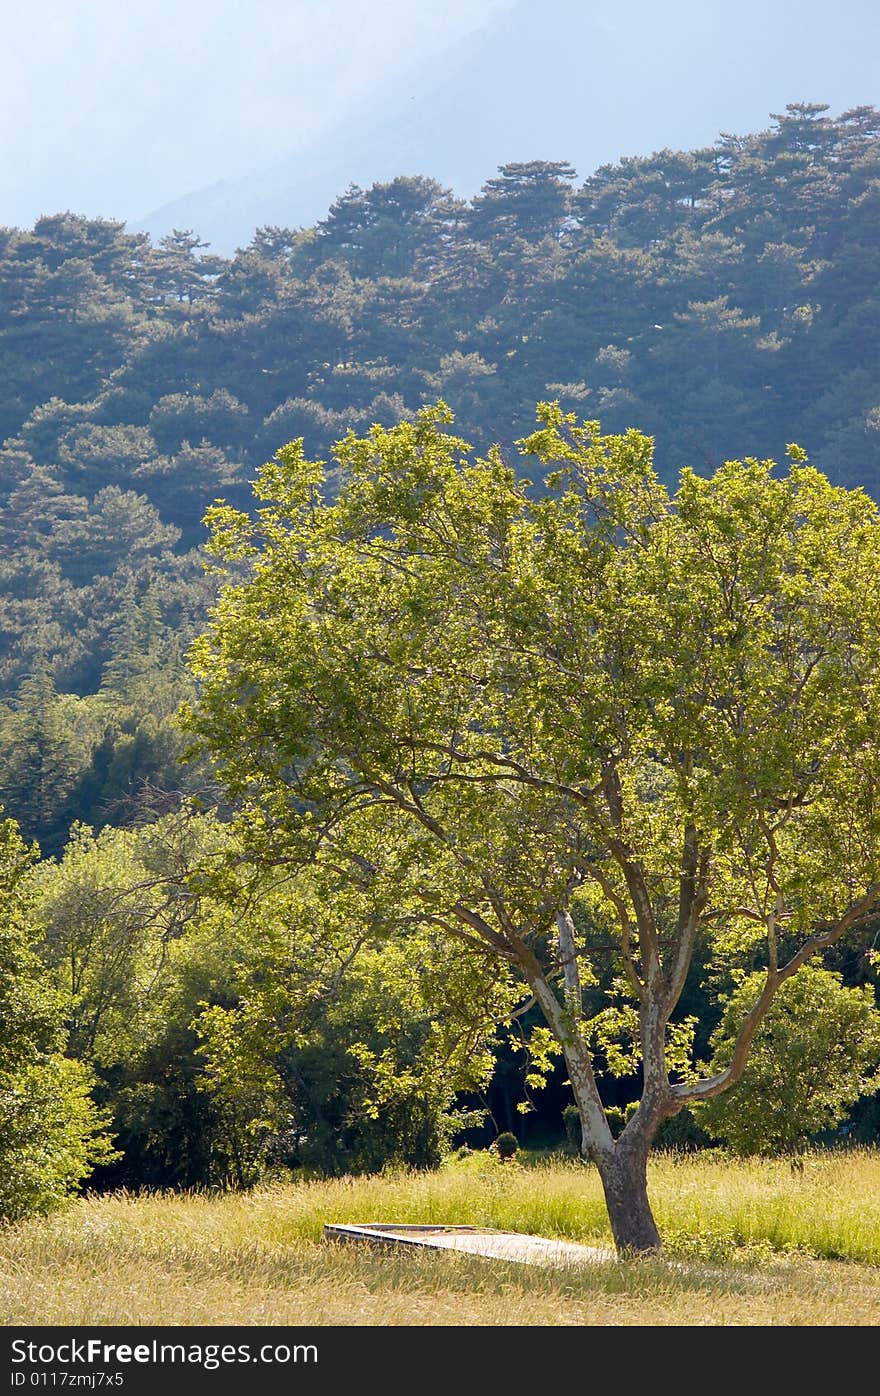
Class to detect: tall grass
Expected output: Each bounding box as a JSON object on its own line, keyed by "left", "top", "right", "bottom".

{"left": 650, "top": 1149, "right": 880, "bottom": 1265}
{"left": 2, "top": 1149, "right": 879, "bottom": 1326}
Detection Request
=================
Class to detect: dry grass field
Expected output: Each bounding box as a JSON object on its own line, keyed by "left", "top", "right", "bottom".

{"left": 2, "top": 1149, "right": 879, "bottom": 1327}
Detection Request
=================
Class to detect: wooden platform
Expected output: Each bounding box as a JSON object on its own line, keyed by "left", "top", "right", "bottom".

{"left": 323, "top": 1223, "right": 613, "bottom": 1267}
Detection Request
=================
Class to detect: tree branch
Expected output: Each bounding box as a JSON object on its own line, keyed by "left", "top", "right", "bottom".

{"left": 674, "top": 881, "right": 880, "bottom": 1104}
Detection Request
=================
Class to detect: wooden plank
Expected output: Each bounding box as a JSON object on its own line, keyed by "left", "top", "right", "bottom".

{"left": 323, "top": 1223, "right": 613, "bottom": 1267}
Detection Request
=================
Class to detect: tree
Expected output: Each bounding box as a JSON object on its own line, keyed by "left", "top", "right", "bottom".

{"left": 185, "top": 404, "right": 880, "bottom": 1254}
{"left": 310, "top": 177, "right": 463, "bottom": 280}
{"left": 0, "top": 663, "right": 83, "bottom": 851}
{"left": 189, "top": 866, "right": 509, "bottom": 1183}
{"left": 469, "top": 161, "right": 577, "bottom": 244}
{"left": 32, "top": 810, "right": 229, "bottom": 1191}
{"left": 150, "top": 230, "right": 224, "bottom": 308}
{"left": 30, "top": 806, "right": 502, "bottom": 1190}
{"left": 0, "top": 817, "right": 117, "bottom": 1220}
{"left": 696, "top": 967, "right": 880, "bottom": 1156}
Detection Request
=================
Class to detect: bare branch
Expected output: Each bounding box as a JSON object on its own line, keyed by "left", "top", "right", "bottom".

{"left": 667, "top": 843, "right": 711, "bottom": 1010}
{"left": 556, "top": 909, "right": 582, "bottom": 1021}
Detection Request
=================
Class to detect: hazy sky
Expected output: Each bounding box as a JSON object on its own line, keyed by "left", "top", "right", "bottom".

{"left": 4, "top": 0, "right": 513, "bottom": 224}
{"left": 4, "top": 0, "right": 880, "bottom": 233}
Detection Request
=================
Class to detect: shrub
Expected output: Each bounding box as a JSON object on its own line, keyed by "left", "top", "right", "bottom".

{"left": 495, "top": 1131, "right": 518, "bottom": 1160}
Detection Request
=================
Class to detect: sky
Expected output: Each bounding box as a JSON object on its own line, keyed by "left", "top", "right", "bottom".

{"left": 4, "top": 0, "right": 880, "bottom": 245}
{"left": 3, "top": 0, "right": 512, "bottom": 227}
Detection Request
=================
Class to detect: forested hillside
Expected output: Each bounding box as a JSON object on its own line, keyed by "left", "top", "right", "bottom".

{"left": 4, "top": 103, "right": 880, "bottom": 835}
{"left": 2, "top": 102, "right": 880, "bottom": 1196}
{"left": 5, "top": 102, "right": 880, "bottom": 847}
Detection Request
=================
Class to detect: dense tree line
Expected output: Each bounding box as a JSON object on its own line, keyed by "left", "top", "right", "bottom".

{"left": 2, "top": 103, "right": 880, "bottom": 1210}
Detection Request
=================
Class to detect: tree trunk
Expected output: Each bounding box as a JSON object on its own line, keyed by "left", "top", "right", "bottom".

{"left": 594, "top": 1140, "right": 661, "bottom": 1255}
{"left": 526, "top": 948, "right": 664, "bottom": 1254}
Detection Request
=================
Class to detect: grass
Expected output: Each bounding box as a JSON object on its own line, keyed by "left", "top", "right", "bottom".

{"left": 2, "top": 1148, "right": 880, "bottom": 1326}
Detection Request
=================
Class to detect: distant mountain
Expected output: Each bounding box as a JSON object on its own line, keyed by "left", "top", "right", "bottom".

{"left": 133, "top": 11, "right": 541, "bottom": 250}
{"left": 133, "top": 1, "right": 748, "bottom": 253}
{"left": 131, "top": 18, "right": 490, "bottom": 250}
{"left": 132, "top": 106, "right": 473, "bottom": 255}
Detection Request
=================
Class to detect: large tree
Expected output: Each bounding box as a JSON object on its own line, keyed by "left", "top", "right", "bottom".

{"left": 185, "top": 404, "right": 880, "bottom": 1254}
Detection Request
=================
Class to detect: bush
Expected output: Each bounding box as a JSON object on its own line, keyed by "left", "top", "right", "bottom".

{"left": 696, "top": 967, "right": 880, "bottom": 1156}
{"left": 494, "top": 1131, "right": 518, "bottom": 1160}
{"left": 0, "top": 1056, "right": 118, "bottom": 1222}
{"left": 653, "top": 1107, "right": 710, "bottom": 1151}
{"left": 562, "top": 1103, "right": 580, "bottom": 1151}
